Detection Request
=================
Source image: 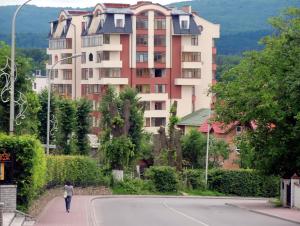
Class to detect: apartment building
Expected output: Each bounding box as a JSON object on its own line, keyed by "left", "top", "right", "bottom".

{"left": 46, "top": 2, "right": 220, "bottom": 134}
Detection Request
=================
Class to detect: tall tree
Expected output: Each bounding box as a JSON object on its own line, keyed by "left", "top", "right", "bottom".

{"left": 57, "top": 98, "right": 76, "bottom": 154}
{"left": 213, "top": 8, "right": 300, "bottom": 176}
{"left": 0, "top": 41, "right": 39, "bottom": 134}
{"left": 75, "top": 98, "right": 92, "bottom": 155}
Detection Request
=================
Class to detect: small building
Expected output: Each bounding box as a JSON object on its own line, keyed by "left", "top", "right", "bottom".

{"left": 32, "top": 75, "right": 48, "bottom": 93}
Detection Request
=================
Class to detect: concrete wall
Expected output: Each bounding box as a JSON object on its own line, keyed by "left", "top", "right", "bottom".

{"left": 0, "top": 185, "right": 17, "bottom": 212}
{"left": 294, "top": 184, "right": 300, "bottom": 209}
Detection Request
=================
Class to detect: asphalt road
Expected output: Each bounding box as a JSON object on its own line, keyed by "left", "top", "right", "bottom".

{"left": 92, "top": 197, "right": 298, "bottom": 226}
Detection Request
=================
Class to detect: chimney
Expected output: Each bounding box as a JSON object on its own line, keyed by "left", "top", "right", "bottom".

{"left": 181, "top": 5, "right": 192, "bottom": 14}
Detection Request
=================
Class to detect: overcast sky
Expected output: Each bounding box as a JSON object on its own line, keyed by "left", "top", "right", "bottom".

{"left": 0, "top": 0, "right": 185, "bottom": 8}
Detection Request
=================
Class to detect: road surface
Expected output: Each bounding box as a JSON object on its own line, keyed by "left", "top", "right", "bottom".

{"left": 92, "top": 197, "right": 298, "bottom": 226}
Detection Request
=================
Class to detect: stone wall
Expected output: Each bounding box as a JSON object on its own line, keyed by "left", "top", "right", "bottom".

{"left": 0, "top": 185, "right": 17, "bottom": 212}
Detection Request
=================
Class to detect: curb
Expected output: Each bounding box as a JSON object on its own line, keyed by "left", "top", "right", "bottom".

{"left": 226, "top": 203, "right": 300, "bottom": 225}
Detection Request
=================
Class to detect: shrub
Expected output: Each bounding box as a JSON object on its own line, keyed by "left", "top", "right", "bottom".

{"left": 46, "top": 155, "right": 109, "bottom": 187}
{"left": 0, "top": 134, "right": 47, "bottom": 211}
{"left": 208, "top": 169, "right": 280, "bottom": 197}
{"left": 146, "top": 166, "right": 178, "bottom": 192}
{"left": 113, "top": 178, "right": 154, "bottom": 194}
{"left": 182, "top": 169, "right": 205, "bottom": 190}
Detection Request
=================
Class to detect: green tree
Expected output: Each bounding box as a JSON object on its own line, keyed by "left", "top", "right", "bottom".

{"left": 0, "top": 41, "right": 38, "bottom": 134}
{"left": 212, "top": 8, "right": 300, "bottom": 176}
{"left": 57, "top": 98, "right": 76, "bottom": 154}
{"left": 75, "top": 98, "right": 92, "bottom": 155}
{"left": 209, "top": 137, "right": 230, "bottom": 168}
{"left": 181, "top": 129, "right": 207, "bottom": 168}
{"left": 37, "top": 89, "right": 59, "bottom": 144}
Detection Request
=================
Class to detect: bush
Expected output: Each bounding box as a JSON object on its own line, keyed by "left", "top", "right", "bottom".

{"left": 182, "top": 169, "right": 205, "bottom": 190}
{"left": 146, "top": 166, "right": 178, "bottom": 192}
{"left": 0, "top": 134, "right": 47, "bottom": 211}
{"left": 113, "top": 178, "right": 154, "bottom": 194}
{"left": 208, "top": 169, "right": 280, "bottom": 197}
{"left": 46, "top": 155, "right": 109, "bottom": 187}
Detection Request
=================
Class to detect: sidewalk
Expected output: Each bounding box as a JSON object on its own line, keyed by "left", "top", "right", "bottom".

{"left": 227, "top": 199, "right": 300, "bottom": 224}
{"left": 34, "top": 196, "right": 95, "bottom": 226}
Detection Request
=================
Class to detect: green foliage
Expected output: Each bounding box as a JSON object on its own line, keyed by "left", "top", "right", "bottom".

{"left": 138, "top": 132, "right": 154, "bottom": 160}
{"left": 213, "top": 8, "right": 300, "bottom": 176}
{"left": 112, "top": 178, "right": 154, "bottom": 195}
{"left": 57, "top": 98, "right": 76, "bottom": 154}
{"left": 0, "top": 134, "right": 46, "bottom": 210}
{"left": 208, "top": 169, "right": 280, "bottom": 197}
{"left": 146, "top": 166, "right": 178, "bottom": 192}
{"left": 181, "top": 129, "right": 206, "bottom": 168}
{"left": 0, "top": 41, "right": 38, "bottom": 134}
{"left": 37, "top": 89, "right": 59, "bottom": 145}
{"left": 216, "top": 55, "right": 242, "bottom": 80}
{"left": 103, "top": 136, "right": 135, "bottom": 170}
{"left": 75, "top": 98, "right": 92, "bottom": 155}
{"left": 209, "top": 137, "right": 230, "bottom": 168}
{"left": 46, "top": 155, "right": 109, "bottom": 187}
{"left": 182, "top": 169, "right": 205, "bottom": 190}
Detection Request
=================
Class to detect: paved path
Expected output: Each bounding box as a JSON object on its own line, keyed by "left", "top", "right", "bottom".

{"left": 34, "top": 196, "right": 93, "bottom": 226}
{"left": 92, "top": 197, "right": 300, "bottom": 226}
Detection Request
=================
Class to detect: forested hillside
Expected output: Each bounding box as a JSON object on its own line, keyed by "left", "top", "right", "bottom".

{"left": 0, "top": 0, "right": 299, "bottom": 54}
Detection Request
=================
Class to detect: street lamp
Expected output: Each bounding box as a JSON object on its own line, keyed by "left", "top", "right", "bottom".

{"left": 46, "top": 54, "right": 81, "bottom": 155}
{"left": 205, "top": 103, "right": 212, "bottom": 188}
{"left": 10, "top": 0, "right": 32, "bottom": 135}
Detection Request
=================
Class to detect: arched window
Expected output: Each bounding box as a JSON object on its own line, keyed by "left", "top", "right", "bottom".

{"left": 54, "top": 55, "right": 58, "bottom": 63}
{"left": 89, "top": 53, "right": 93, "bottom": 62}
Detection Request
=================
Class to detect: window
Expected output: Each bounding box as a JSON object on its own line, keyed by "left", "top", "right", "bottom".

{"left": 139, "top": 101, "right": 150, "bottom": 111}
{"left": 154, "top": 11, "right": 164, "bottom": 17}
{"left": 49, "top": 38, "right": 72, "bottom": 49}
{"left": 81, "top": 68, "right": 89, "bottom": 80}
{"left": 52, "top": 84, "right": 72, "bottom": 97}
{"left": 154, "top": 35, "right": 165, "bottom": 46}
{"left": 89, "top": 68, "right": 93, "bottom": 78}
{"left": 54, "top": 69, "right": 58, "bottom": 78}
{"left": 191, "top": 35, "right": 198, "bottom": 46}
{"left": 154, "top": 101, "right": 164, "bottom": 110}
{"left": 139, "top": 11, "right": 148, "bottom": 17}
{"left": 154, "top": 69, "right": 165, "bottom": 77}
{"left": 182, "top": 69, "right": 201, "bottom": 78}
{"left": 154, "top": 52, "right": 166, "bottom": 63}
{"left": 151, "top": 117, "right": 166, "bottom": 127}
{"left": 136, "top": 35, "right": 148, "bottom": 45}
{"left": 114, "top": 14, "right": 125, "bottom": 28}
{"left": 88, "top": 84, "right": 100, "bottom": 94}
{"left": 96, "top": 51, "right": 110, "bottom": 62}
{"left": 182, "top": 52, "right": 201, "bottom": 62}
{"left": 89, "top": 53, "right": 93, "bottom": 62}
{"left": 136, "top": 68, "right": 150, "bottom": 77}
{"left": 33, "top": 83, "right": 37, "bottom": 89}
{"left": 63, "top": 69, "right": 72, "bottom": 80}
{"left": 61, "top": 53, "right": 72, "bottom": 64}
{"left": 145, "top": 118, "right": 151, "bottom": 127}
{"left": 103, "top": 51, "right": 110, "bottom": 61}
{"left": 154, "top": 19, "right": 166, "bottom": 29}
{"left": 136, "top": 85, "right": 150, "bottom": 93}
{"left": 155, "top": 84, "right": 166, "bottom": 93}
{"left": 136, "top": 52, "right": 148, "bottom": 63}
{"left": 99, "top": 68, "right": 120, "bottom": 78}
{"left": 82, "top": 35, "right": 102, "bottom": 47}
{"left": 103, "top": 34, "right": 110, "bottom": 44}
{"left": 81, "top": 52, "right": 86, "bottom": 64}
{"left": 136, "top": 19, "right": 148, "bottom": 29}
{"left": 48, "top": 55, "right": 52, "bottom": 65}
{"left": 181, "top": 20, "right": 188, "bottom": 29}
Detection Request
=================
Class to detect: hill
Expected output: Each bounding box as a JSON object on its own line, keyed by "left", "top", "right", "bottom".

{"left": 0, "top": 0, "right": 299, "bottom": 54}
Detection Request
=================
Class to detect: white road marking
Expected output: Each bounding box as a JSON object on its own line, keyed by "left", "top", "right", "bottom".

{"left": 163, "top": 200, "right": 210, "bottom": 226}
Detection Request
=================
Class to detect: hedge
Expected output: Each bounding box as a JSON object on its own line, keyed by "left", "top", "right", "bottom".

{"left": 146, "top": 166, "right": 178, "bottom": 192}
{"left": 182, "top": 169, "right": 205, "bottom": 190}
{"left": 208, "top": 169, "right": 280, "bottom": 197}
{"left": 46, "top": 155, "right": 109, "bottom": 187}
{"left": 0, "top": 134, "right": 46, "bottom": 211}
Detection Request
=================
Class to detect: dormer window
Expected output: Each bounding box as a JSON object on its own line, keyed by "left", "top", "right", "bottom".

{"left": 179, "top": 15, "right": 190, "bottom": 29}
{"left": 114, "top": 14, "right": 125, "bottom": 28}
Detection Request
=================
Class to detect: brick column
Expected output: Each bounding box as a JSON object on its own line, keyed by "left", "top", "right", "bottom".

{"left": 0, "top": 185, "right": 17, "bottom": 212}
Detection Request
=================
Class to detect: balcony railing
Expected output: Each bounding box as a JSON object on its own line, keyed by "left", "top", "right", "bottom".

{"left": 49, "top": 38, "right": 72, "bottom": 50}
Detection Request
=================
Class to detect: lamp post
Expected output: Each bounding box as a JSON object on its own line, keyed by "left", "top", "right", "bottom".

{"left": 46, "top": 54, "right": 81, "bottom": 155}
{"left": 10, "top": 0, "right": 32, "bottom": 135}
{"left": 205, "top": 105, "right": 211, "bottom": 188}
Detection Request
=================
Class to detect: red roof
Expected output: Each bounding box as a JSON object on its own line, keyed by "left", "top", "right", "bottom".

{"left": 199, "top": 120, "right": 239, "bottom": 134}
{"left": 104, "top": 3, "right": 130, "bottom": 8}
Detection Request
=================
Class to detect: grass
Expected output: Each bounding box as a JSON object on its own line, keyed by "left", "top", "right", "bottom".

{"left": 183, "top": 189, "right": 225, "bottom": 196}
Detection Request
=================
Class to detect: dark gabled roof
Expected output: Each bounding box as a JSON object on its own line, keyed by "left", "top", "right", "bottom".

{"left": 177, "top": 108, "right": 211, "bottom": 126}
{"left": 61, "top": 18, "right": 72, "bottom": 38}
{"left": 48, "top": 20, "right": 58, "bottom": 38}
{"left": 97, "top": 14, "right": 132, "bottom": 34}
{"left": 172, "top": 15, "right": 201, "bottom": 35}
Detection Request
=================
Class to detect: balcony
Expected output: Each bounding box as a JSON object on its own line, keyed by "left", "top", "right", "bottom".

{"left": 182, "top": 62, "right": 203, "bottom": 68}
{"left": 175, "top": 78, "right": 201, "bottom": 86}
{"left": 97, "top": 60, "right": 122, "bottom": 68}
{"left": 182, "top": 45, "right": 201, "bottom": 52}
{"left": 101, "top": 44, "right": 122, "bottom": 52}
{"left": 48, "top": 38, "right": 72, "bottom": 50}
{"left": 100, "top": 77, "right": 128, "bottom": 85}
